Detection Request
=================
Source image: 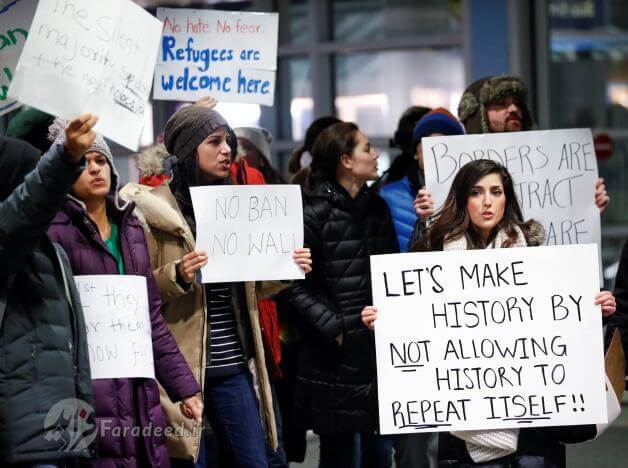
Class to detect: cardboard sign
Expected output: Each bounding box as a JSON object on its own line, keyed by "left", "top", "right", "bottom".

{"left": 8, "top": 0, "right": 162, "bottom": 150}
{"left": 423, "top": 129, "right": 602, "bottom": 249}
{"left": 370, "top": 245, "right": 606, "bottom": 434}
{"left": 153, "top": 8, "right": 278, "bottom": 106}
{"left": 75, "top": 275, "right": 155, "bottom": 380}
{"left": 190, "top": 185, "right": 304, "bottom": 283}
{"left": 0, "top": 0, "right": 37, "bottom": 116}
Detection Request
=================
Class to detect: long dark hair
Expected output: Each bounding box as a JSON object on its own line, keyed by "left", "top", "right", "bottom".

{"left": 308, "top": 122, "right": 359, "bottom": 185}
{"left": 413, "top": 159, "right": 526, "bottom": 251}
{"left": 288, "top": 116, "right": 342, "bottom": 174}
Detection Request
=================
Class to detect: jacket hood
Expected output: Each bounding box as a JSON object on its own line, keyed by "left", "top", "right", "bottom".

{"left": 119, "top": 182, "right": 189, "bottom": 237}
{"left": 458, "top": 74, "right": 536, "bottom": 134}
{"left": 522, "top": 219, "right": 545, "bottom": 246}
{"left": 0, "top": 136, "right": 41, "bottom": 202}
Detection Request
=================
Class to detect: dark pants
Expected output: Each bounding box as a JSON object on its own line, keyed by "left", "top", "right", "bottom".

{"left": 319, "top": 432, "right": 392, "bottom": 468}
{"left": 170, "top": 370, "right": 268, "bottom": 468}
{"left": 393, "top": 433, "right": 430, "bottom": 468}
{"left": 266, "top": 384, "right": 288, "bottom": 468}
{"left": 204, "top": 370, "right": 269, "bottom": 468}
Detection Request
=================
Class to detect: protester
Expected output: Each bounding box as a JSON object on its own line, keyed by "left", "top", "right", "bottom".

{"left": 0, "top": 116, "right": 98, "bottom": 465}
{"left": 457, "top": 74, "right": 610, "bottom": 214}
{"left": 45, "top": 120, "right": 203, "bottom": 467}
{"left": 375, "top": 105, "right": 431, "bottom": 189}
{"left": 288, "top": 116, "right": 342, "bottom": 188}
{"left": 380, "top": 108, "right": 464, "bottom": 253}
{"left": 363, "top": 159, "right": 616, "bottom": 467}
{"left": 235, "top": 126, "right": 286, "bottom": 184}
{"left": 278, "top": 122, "right": 398, "bottom": 467}
{"left": 120, "top": 105, "right": 312, "bottom": 467}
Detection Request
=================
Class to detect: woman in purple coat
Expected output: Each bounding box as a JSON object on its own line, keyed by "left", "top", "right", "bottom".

{"left": 47, "top": 120, "right": 203, "bottom": 468}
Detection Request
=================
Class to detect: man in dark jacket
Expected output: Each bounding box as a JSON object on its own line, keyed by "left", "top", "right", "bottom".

{"left": 0, "top": 114, "right": 98, "bottom": 465}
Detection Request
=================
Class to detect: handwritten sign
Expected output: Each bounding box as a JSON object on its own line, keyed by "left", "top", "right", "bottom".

{"left": 8, "top": 0, "right": 162, "bottom": 150}
{"left": 153, "top": 8, "right": 278, "bottom": 106}
{"left": 75, "top": 275, "right": 155, "bottom": 380}
{"left": 370, "top": 245, "right": 606, "bottom": 434}
{"left": 423, "top": 129, "right": 601, "bottom": 248}
{"left": 0, "top": 0, "right": 36, "bottom": 116}
{"left": 190, "top": 185, "right": 304, "bottom": 283}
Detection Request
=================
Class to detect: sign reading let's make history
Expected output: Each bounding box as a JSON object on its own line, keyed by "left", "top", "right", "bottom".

{"left": 370, "top": 245, "right": 607, "bottom": 434}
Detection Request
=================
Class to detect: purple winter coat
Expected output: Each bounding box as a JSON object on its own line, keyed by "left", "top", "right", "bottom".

{"left": 48, "top": 197, "right": 201, "bottom": 468}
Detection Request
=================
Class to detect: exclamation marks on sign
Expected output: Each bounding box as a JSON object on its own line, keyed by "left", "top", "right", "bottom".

{"left": 572, "top": 394, "right": 585, "bottom": 412}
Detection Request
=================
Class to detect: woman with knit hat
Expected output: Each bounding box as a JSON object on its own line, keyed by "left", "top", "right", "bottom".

{"left": 46, "top": 119, "right": 203, "bottom": 467}
{"left": 120, "top": 104, "right": 312, "bottom": 467}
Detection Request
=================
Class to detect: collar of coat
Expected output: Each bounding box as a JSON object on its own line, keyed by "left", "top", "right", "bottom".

{"left": 119, "top": 181, "right": 194, "bottom": 242}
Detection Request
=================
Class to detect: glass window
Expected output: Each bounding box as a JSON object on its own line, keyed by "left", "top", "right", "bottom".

{"left": 548, "top": 0, "right": 628, "bottom": 283}
{"left": 334, "top": 49, "right": 464, "bottom": 138}
{"left": 280, "top": 57, "right": 313, "bottom": 141}
{"left": 282, "top": 0, "right": 310, "bottom": 45}
{"left": 332, "top": 0, "right": 462, "bottom": 43}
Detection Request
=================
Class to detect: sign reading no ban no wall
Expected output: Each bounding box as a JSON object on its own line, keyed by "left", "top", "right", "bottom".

{"left": 370, "top": 245, "right": 607, "bottom": 434}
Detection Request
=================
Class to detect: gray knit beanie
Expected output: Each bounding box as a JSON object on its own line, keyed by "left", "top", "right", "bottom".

{"left": 48, "top": 117, "right": 126, "bottom": 209}
{"left": 164, "top": 106, "right": 231, "bottom": 161}
{"left": 234, "top": 127, "right": 272, "bottom": 161}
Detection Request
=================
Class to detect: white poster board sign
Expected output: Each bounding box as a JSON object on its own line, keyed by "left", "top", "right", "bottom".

{"left": 153, "top": 8, "right": 278, "bottom": 106}
{"left": 423, "top": 129, "right": 601, "bottom": 248}
{"left": 370, "top": 245, "right": 606, "bottom": 434}
{"left": 0, "top": 0, "right": 37, "bottom": 116}
{"left": 8, "top": 0, "right": 162, "bottom": 150}
{"left": 190, "top": 185, "right": 304, "bottom": 283}
{"left": 75, "top": 275, "right": 155, "bottom": 380}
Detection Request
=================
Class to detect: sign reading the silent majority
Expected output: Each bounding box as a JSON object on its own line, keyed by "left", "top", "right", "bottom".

{"left": 75, "top": 275, "right": 155, "bottom": 380}
{"left": 370, "top": 245, "right": 606, "bottom": 434}
{"left": 0, "top": 0, "right": 37, "bottom": 116}
{"left": 190, "top": 185, "right": 304, "bottom": 282}
{"left": 8, "top": 0, "right": 162, "bottom": 150}
{"left": 154, "top": 8, "right": 278, "bottom": 106}
{"left": 423, "top": 129, "right": 601, "bottom": 248}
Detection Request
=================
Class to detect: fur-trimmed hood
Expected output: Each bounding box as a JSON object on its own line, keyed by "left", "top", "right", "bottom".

{"left": 457, "top": 74, "right": 536, "bottom": 134}
{"left": 521, "top": 219, "right": 545, "bottom": 246}
{"left": 137, "top": 144, "right": 170, "bottom": 177}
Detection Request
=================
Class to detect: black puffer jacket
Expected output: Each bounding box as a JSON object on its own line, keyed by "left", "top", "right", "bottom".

{"left": 278, "top": 177, "right": 399, "bottom": 434}
{"left": 0, "top": 138, "right": 94, "bottom": 463}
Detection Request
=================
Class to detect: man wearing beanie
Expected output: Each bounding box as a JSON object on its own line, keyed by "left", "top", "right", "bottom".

{"left": 457, "top": 74, "right": 609, "bottom": 213}
{"left": 120, "top": 105, "right": 312, "bottom": 467}
{"left": 380, "top": 108, "right": 464, "bottom": 253}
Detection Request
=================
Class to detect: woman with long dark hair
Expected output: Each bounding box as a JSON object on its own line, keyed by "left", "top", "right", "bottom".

{"left": 279, "top": 122, "right": 399, "bottom": 467}
{"left": 363, "top": 159, "right": 615, "bottom": 468}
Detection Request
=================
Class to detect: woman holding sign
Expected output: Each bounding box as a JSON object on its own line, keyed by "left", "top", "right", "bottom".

{"left": 120, "top": 104, "right": 312, "bottom": 467}
{"left": 278, "top": 122, "right": 399, "bottom": 467}
{"left": 363, "top": 159, "right": 616, "bottom": 468}
{"left": 46, "top": 121, "right": 203, "bottom": 468}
